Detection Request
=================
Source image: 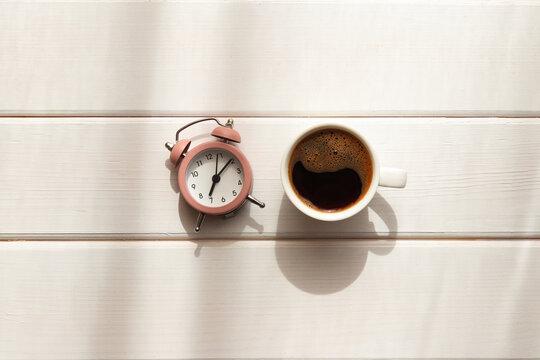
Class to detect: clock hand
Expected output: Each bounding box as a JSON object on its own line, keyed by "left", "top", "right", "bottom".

{"left": 208, "top": 153, "right": 220, "bottom": 196}
{"left": 208, "top": 180, "right": 217, "bottom": 197}
{"left": 209, "top": 158, "right": 233, "bottom": 196}
{"left": 217, "top": 158, "right": 233, "bottom": 177}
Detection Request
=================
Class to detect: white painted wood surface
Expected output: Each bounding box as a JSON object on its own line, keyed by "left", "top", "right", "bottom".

{"left": 2, "top": 1, "right": 540, "bottom": 359}
{"left": 1, "top": 1, "right": 540, "bottom": 116}
{"left": 1, "top": 117, "right": 539, "bottom": 239}
{"left": 1, "top": 240, "right": 540, "bottom": 360}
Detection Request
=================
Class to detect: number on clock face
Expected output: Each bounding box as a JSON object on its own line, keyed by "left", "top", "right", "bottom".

{"left": 185, "top": 149, "right": 245, "bottom": 207}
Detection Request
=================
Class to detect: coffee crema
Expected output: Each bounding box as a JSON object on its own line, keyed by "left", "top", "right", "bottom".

{"left": 289, "top": 128, "right": 373, "bottom": 212}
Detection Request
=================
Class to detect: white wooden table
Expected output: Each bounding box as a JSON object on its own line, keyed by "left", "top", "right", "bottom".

{"left": 1, "top": 2, "right": 540, "bottom": 359}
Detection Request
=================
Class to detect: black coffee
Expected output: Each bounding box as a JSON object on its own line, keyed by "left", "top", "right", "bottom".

{"left": 292, "top": 161, "right": 362, "bottom": 210}
{"left": 289, "top": 128, "right": 372, "bottom": 212}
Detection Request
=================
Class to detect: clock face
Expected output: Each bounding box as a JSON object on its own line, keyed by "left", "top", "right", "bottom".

{"left": 185, "top": 148, "right": 245, "bottom": 207}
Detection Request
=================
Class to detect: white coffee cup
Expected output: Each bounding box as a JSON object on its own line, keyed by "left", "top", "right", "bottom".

{"left": 281, "top": 123, "right": 407, "bottom": 221}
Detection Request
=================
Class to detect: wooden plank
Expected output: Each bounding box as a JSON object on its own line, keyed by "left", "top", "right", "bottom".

{"left": 1, "top": 1, "right": 540, "bottom": 116}
{"left": 0, "top": 117, "right": 539, "bottom": 239}
{"left": 1, "top": 240, "right": 539, "bottom": 359}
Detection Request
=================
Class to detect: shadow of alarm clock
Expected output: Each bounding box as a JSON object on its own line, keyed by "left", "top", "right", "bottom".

{"left": 165, "top": 118, "right": 265, "bottom": 232}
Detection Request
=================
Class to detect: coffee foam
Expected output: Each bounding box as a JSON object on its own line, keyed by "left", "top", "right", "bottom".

{"left": 289, "top": 128, "right": 373, "bottom": 190}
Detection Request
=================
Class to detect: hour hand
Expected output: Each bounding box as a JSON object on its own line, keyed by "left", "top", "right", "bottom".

{"left": 209, "top": 157, "right": 231, "bottom": 196}
{"left": 208, "top": 173, "right": 221, "bottom": 196}
{"left": 209, "top": 154, "right": 219, "bottom": 196}
{"left": 208, "top": 179, "right": 217, "bottom": 196}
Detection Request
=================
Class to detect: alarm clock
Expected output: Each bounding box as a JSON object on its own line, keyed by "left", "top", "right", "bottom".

{"left": 165, "top": 118, "right": 264, "bottom": 232}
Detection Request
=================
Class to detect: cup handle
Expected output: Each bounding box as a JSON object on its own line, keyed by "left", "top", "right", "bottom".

{"left": 379, "top": 167, "right": 407, "bottom": 188}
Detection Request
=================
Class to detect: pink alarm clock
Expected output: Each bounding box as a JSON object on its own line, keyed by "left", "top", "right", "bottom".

{"left": 166, "top": 118, "right": 264, "bottom": 232}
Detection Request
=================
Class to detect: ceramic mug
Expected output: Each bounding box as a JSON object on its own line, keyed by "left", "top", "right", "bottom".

{"left": 281, "top": 123, "right": 407, "bottom": 221}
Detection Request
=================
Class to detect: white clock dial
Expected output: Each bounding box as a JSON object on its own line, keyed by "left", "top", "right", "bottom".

{"left": 185, "top": 148, "right": 245, "bottom": 207}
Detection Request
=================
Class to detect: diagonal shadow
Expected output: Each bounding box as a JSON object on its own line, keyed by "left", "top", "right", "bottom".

{"left": 90, "top": 4, "right": 163, "bottom": 358}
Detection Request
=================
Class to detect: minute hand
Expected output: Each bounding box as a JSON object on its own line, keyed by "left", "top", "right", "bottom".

{"left": 217, "top": 159, "right": 233, "bottom": 176}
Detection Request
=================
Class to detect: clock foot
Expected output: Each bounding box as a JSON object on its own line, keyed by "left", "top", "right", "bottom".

{"left": 247, "top": 194, "right": 265, "bottom": 208}
{"left": 195, "top": 212, "right": 206, "bottom": 232}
